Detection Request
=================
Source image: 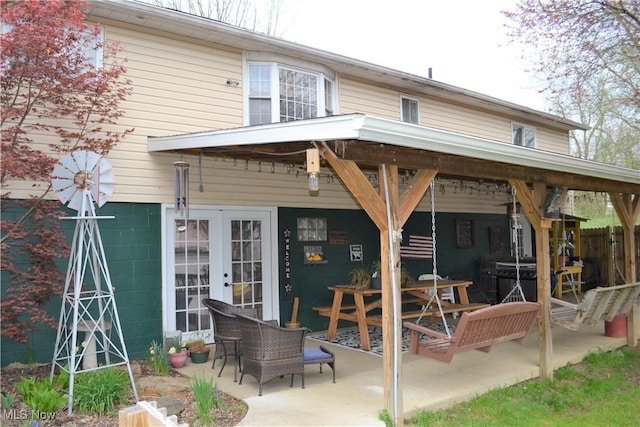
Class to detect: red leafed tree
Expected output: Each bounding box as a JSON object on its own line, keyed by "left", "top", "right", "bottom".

{"left": 0, "top": 0, "right": 133, "bottom": 343}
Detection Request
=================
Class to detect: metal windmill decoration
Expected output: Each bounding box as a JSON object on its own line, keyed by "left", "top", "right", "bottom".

{"left": 50, "top": 150, "right": 138, "bottom": 414}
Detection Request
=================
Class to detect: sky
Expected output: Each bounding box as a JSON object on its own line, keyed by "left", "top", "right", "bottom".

{"left": 277, "top": 0, "right": 546, "bottom": 111}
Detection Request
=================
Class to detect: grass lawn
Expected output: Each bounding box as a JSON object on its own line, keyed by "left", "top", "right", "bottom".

{"left": 580, "top": 214, "right": 640, "bottom": 229}
{"left": 402, "top": 345, "right": 640, "bottom": 426}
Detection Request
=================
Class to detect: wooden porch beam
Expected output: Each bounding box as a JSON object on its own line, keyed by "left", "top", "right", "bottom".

{"left": 340, "top": 143, "right": 639, "bottom": 193}
{"left": 398, "top": 169, "right": 437, "bottom": 225}
{"left": 319, "top": 146, "right": 388, "bottom": 230}
{"left": 609, "top": 192, "right": 639, "bottom": 346}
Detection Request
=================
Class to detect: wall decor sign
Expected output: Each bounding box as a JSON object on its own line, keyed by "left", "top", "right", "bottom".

{"left": 456, "top": 219, "right": 474, "bottom": 249}
{"left": 304, "top": 245, "right": 327, "bottom": 264}
{"left": 350, "top": 244, "right": 363, "bottom": 261}
{"left": 329, "top": 230, "right": 348, "bottom": 245}
{"left": 283, "top": 228, "right": 292, "bottom": 301}
{"left": 400, "top": 234, "right": 433, "bottom": 259}
{"left": 489, "top": 226, "right": 504, "bottom": 253}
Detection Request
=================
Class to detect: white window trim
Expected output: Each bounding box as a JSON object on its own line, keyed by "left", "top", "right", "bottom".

{"left": 2, "top": 24, "right": 103, "bottom": 69}
{"left": 243, "top": 57, "right": 336, "bottom": 125}
{"left": 511, "top": 122, "right": 537, "bottom": 148}
{"left": 86, "top": 26, "right": 104, "bottom": 69}
{"left": 400, "top": 95, "right": 420, "bottom": 124}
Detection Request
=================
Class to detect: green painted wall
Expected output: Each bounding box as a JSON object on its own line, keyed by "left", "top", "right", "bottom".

{"left": 278, "top": 207, "right": 510, "bottom": 332}
{"left": 1, "top": 201, "right": 510, "bottom": 366}
{"left": 1, "top": 202, "right": 162, "bottom": 366}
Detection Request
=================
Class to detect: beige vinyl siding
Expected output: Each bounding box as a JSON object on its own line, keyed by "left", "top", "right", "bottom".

{"left": 147, "top": 152, "right": 509, "bottom": 214}
{"left": 422, "top": 98, "right": 509, "bottom": 142}
{"left": 337, "top": 76, "right": 571, "bottom": 154}
{"left": 106, "top": 22, "right": 244, "bottom": 135}
{"left": 338, "top": 78, "right": 400, "bottom": 119}
{"left": 535, "top": 126, "right": 570, "bottom": 154}
{"left": 4, "top": 19, "right": 558, "bottom": 214}
{"left": 338, "top": 77, "right": 512, "bottom": 142}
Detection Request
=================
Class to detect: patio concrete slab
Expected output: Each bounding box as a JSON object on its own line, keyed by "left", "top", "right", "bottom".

{"left": 178, "top": 320, "right": 627, "bottom": 426}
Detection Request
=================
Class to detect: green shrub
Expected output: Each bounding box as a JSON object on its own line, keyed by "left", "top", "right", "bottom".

{"left": 147, "top": 340, "right": 169, "bottom": 376}
{"left": 14, "top": 376, "right": 67, "bottom": 413}
{"left": 73, "top": 367, "right": 130, "bottom": 415}
{"left": 190, "top": 372, "right": 220, "bottom": 425}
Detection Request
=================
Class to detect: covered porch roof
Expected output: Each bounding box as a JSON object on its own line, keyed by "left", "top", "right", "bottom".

{"left": 148, "top": 113, "right": 639, "bottom": 424}
{"left": 148, "top": 114, "right": 639, "bottom": 194}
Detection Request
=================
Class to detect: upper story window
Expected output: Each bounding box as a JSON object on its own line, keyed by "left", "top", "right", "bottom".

{"left": 81, "top": 27, "right": 104, "bottom": 69}
{"left": 401, "top": 96, "right": 419, "bottom": 124}
{"left": 512, "top": 123, "right": 536, "bottom": 148}
{"left": 247, "top": 62, "right": 335, "bottom": 125}
{"left": 2, "top": 23, "right": 103, "bottom": 70}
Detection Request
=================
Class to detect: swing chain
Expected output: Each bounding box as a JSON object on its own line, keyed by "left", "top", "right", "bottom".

{"left": 502, "top": 185, "right": 526, "bottom": 303}
{"left": 512, "top": 185, "right": 521, "bottom": 287}
{"left": 416, "top": 181, "right": 452, "bottom": 338}
{"left": 431, "top": 181, "right": 438, "bottom": 285}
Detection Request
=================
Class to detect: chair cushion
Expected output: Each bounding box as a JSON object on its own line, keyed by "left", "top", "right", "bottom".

{"left": 304, "top": 347, "right": 333, "bottom": 362}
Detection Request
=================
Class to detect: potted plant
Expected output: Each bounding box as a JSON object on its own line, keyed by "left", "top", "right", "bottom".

{"left": 400, "top": 267, "right": 413, "bottom": 288}
{"left": 370, "top": 260, "right": 382, "bottom": 289}
{"left": 187, "top": 338, "right": 210, "bottom": 364}
{"left": 350, "top": 268, "right": 371, "bottom": 289}
{"left": 168, "top": 340, "right": 187, "bottom": 368}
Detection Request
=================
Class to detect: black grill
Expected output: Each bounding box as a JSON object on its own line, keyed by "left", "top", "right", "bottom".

{"left": 493, "top": 262, "right": 537, "bottom": 279}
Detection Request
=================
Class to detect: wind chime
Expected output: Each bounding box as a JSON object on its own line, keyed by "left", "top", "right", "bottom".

{"left": 174, "top": 160, "right": 190, "bottom": 217}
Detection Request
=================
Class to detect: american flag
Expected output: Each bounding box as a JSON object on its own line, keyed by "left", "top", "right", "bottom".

{"left": 400, "top": 234, "right": 433, "bottom": 259}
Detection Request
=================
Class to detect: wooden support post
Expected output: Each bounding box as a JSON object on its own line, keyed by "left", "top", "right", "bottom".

{"left": 609, "top": 192, "right": 639, "bottom": 346}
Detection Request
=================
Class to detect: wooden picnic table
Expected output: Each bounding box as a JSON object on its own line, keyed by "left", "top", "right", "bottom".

{"left": 315, "top": 280, "right": 488, "bottom": 351}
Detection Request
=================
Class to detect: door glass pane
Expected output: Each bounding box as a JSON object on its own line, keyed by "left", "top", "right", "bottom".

{"left": 229, "top": 219, "right": 263, "bottom": 311}
{"left": 174, "top": 219, "right": 211, "bottom": 338}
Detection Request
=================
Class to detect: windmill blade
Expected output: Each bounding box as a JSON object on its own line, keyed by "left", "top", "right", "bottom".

{"left": 56, "top": 185, "right": 80, "bottom": 206}
{"left": 84, "top": 151, "right": 102, "bottom": 172}
{"left": 51, "top": 150, "right": 115, "bottom": 212}
{"left": 51, "top": 163, "right": 76, "bottom": 181}
{"left": 51, "top": 177, "right": 74, "bottom": 194}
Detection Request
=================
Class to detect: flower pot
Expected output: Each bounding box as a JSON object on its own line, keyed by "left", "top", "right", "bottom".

{"left": 189, "top": 349, "right": 210, "bottom": 364}
{"left": 604, "top": 316, "right": 627, "bottom": 338}
{"left": 169, "top": 349, "right": 188, "bottom": 368}
{"left": 371, "top": 277, "right": 382, "bottom": 289}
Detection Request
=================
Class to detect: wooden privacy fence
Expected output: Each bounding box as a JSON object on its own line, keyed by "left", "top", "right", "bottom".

{"left": 581, "top": 225, "right": 640, "bottom": 286}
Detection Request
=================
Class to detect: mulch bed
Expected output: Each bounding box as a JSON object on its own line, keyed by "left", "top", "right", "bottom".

{"left": 0, "top": 360, "right": 247, "bottom": 426}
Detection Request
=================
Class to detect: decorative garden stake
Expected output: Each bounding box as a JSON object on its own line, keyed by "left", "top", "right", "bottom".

{"left": 49, "top": 151, "right": 138, "bottom": 414}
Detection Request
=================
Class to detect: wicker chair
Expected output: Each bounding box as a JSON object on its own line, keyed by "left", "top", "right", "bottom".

{"left": 202, "top": 298, "right": 258, "bottom": 382}
{"left": 236, "top": 313, "right": 307, "bottom": 396}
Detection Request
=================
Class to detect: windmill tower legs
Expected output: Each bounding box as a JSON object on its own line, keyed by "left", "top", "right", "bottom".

{"left": 51, "top": 190, "right": 138, "bottom": 415}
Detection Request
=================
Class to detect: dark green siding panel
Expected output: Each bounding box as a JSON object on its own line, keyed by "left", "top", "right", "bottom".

{"left": 1, "top": 202, "right": 163, "bottom": 366}
{"left": 278, "top": 207, "right": 510, "bottom": 333}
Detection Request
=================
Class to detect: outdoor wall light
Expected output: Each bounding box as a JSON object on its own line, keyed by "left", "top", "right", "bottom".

{"left": 306, "top": 148, "right": 320, "bottom": 192}
{"left": 174, "top": 161, "right": 189, "bottom": 217}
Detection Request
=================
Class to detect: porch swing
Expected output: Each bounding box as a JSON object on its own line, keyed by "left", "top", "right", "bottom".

{"left": 550, "top": 208, "right": 640, "bottom": 330}
{"left": 404, "top": 182, "right": 540, "bottom": 363}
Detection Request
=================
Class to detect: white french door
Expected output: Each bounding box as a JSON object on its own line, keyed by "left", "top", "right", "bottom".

{"left": 164, "top": 207, "right": 275, "bottom": 342}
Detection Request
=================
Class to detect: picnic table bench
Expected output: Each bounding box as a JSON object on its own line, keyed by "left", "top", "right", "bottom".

{"left": 314, "top": 281, "right": 488, "bottom": 351}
